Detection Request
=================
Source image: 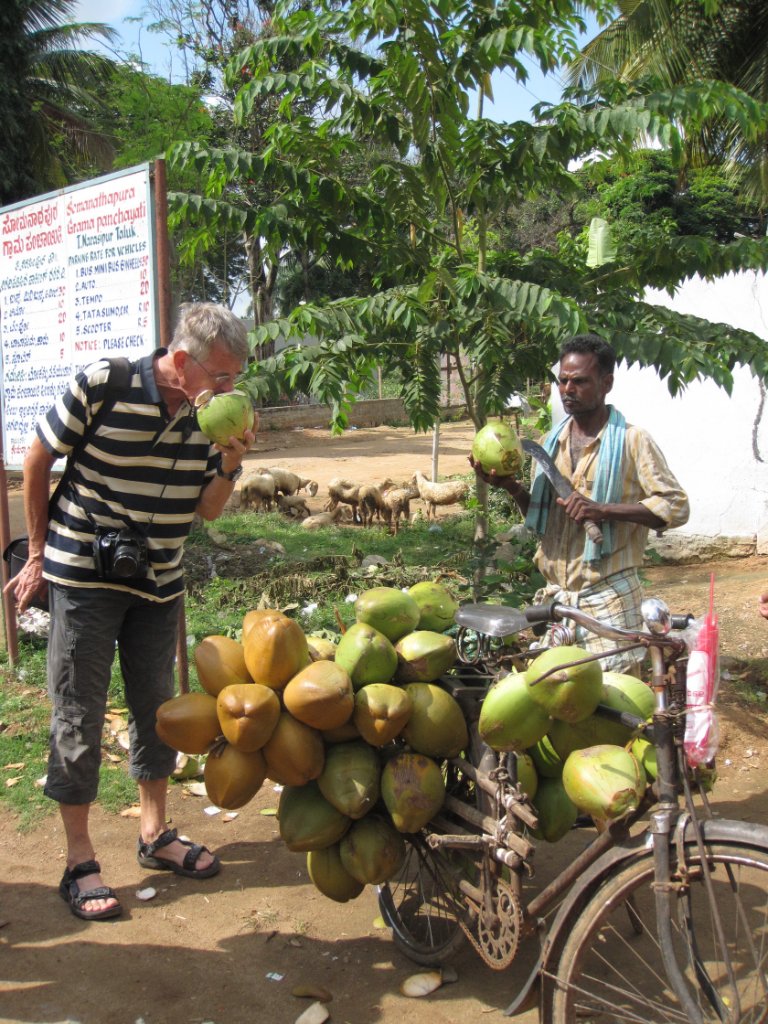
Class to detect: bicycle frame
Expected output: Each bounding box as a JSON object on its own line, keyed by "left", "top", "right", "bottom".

{"left": 436, "top": 599, "right": 764, "bottom": 1021}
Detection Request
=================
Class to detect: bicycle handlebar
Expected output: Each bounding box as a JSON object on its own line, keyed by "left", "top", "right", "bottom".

{"left": 454, "top": 600, "right": 690, "bottom": 655}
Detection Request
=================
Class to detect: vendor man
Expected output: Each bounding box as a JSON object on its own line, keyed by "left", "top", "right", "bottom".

{"left": 473, "top": 333, "right": 689, "bottom": 673}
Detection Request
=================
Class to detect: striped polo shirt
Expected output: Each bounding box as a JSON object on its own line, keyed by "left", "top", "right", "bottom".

{"left": 37, "top": 351, "right": 218, "bottom": 602}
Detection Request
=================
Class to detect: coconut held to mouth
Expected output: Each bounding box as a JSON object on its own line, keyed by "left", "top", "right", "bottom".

{"left": 194, "top": 388, "right": 257, "bottom": 445}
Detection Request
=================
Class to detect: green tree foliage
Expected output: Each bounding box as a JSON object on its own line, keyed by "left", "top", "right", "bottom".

{"left": 568, "top": 0, "right": 768, "bottom": 208}
{"left": 79, "top": 63, "right": 246, "bottom": 306}
{"left": 0, "top": 0, "right": 116, "bottom": 205}
{"left": 168, "top": 0, "right": 768, "bottom": 438}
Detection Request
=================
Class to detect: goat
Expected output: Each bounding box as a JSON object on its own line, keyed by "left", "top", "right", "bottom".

{"left": 276, "top": 493, "right": 311, "bottom": 519}
{"left": 326, "top": 478, "right": 362, "bottom": 524}
{"left": 301, "top": 507, "right": 350, "bottom": 530}
{"left": 239, "top": 472, "right": 276, "bottom": 512}
{"left": 261, "top": 466, "right": 318, "bottom": 497}
{"left": 358, "top": 482, "right": 387, "bottom": 528}
{"left": 412, "top": 470, "right": 469, "bottom": 521}
{"left": 380, "top": 479, "right": 418, "bottom": 534}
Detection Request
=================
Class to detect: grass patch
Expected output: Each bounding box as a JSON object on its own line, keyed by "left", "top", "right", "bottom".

{"left": 1, "top": 508, "right": 538, "bottom": 826}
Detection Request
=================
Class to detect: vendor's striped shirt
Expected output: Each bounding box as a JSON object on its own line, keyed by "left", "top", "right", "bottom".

{"left": 533, "top": 419, "right": 690, "bottom": 593}
{"left": 37, "top": 352, "right": 218, "bottom": 602}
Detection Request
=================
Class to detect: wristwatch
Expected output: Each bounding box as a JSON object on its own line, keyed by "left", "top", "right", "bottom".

{"left": 216, "top": 463, "right": 243, "bottom": 483}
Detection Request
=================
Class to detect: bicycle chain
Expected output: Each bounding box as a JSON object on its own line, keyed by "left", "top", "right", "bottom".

{"left": 460, "top": 877, "right": 523, "bottom": 969}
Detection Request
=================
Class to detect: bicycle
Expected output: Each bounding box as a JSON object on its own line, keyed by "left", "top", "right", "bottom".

{"left": 377, "top": 596, "right": 768, "bottom": 1023}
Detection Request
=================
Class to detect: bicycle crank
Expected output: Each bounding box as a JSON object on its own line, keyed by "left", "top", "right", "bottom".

{"left": 461, "top": 877, "right": 522, "bottom": 969}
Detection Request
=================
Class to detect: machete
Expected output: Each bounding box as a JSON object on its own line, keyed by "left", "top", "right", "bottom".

{"left": 521, "top": 438, "right": 604, "bottom": 545}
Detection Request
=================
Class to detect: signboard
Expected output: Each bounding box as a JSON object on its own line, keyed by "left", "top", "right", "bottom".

{"left": 0, "top": 164, "right": 157, "bottom": 469}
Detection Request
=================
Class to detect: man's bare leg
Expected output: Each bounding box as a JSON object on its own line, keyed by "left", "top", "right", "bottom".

{"left": 138, "top": 777, "right": 215, "bottom": 871}
{"left": 60, "top": 802, "right": 120, "bottom": 914}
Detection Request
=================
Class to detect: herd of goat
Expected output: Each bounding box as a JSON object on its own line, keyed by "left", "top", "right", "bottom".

{"left": 238, "top": 466, "right": 470, "bottom": 533}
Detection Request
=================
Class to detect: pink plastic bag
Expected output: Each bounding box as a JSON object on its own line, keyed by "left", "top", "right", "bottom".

{"left": 684, "top": 574, "right": 720, "bottom": 766}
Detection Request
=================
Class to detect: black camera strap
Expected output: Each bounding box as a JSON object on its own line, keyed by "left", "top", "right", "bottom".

{"left": 48, "top": 357, "right": 133, "bottom": 518}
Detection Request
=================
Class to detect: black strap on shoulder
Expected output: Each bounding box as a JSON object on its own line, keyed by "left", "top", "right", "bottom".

{"left": 48, "top": 357, "right": 134, "bottom": 515}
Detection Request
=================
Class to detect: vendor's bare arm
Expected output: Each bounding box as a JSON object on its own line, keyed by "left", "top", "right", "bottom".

{"left": 558, "top": 491, "right": 665, "bottom": 530}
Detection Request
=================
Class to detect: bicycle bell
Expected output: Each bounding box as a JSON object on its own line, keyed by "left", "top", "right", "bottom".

{"left": 641, "top": 597, "right": 672, "bottom": 635}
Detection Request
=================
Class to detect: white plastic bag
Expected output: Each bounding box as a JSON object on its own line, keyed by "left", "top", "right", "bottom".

{"left": 684, "top": 574, "right": 720, "bottom": 767}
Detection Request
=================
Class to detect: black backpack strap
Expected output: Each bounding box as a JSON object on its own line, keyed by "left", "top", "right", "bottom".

{"left": 48, "top": 357, "right": 134, "bottom": 515}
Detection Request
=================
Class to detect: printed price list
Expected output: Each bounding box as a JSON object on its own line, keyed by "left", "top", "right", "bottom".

{"left": 0, "top": 167, "right": 156, "bottom": 468}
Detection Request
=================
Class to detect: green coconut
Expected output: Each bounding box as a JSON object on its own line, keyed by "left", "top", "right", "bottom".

{"left": 278, "top": 780, "right": 351, "bottom": 852}
{"left": 317, "top": 741, "right": 381, "bottom": 820}
{"left": 354, "top": 587, "right": 420, "bottom": 643}
{"left": 479, "top": 671, "right": 552, "bottom": 753}
{"left": 515, "top": 752, "right": 539, "bottom": 800}
{"left": 307, "top": 843, "right": 365, "bottom": 903}
{"left": 548, "top": 671, "right": 655, "bottom": 760}
{"left": 401, "top": 682, "right": 468, "bottom": 758}
{"left": 339, "top": 814, "right": 406, "bottom": 885}
{"left": 525, "top": 646, "right": 603, "bottom": 724}
{"left": 602, "top": 672, "right": 654, "bottom": 721}
{"left": 334, "top": 622, "right": 399, "bottom": 690}
{"left": 394, "top": 630, "right": 457, "bottom": 683}
{"left": 631, "top": 735, "right": 658, "bottom": 780}
{"left": 353, "top": 683, "right": 413, "bottom": 746}
{"left": 194, "top": 388, "right": 255, "bottom": 445}
{"left": 407, "top": 581, "right": 459, "bottom": 632}
{"left": 471, "top": 419, "right": 524, "bottom": 476}
{"left": 527, "top": 734, "right": 564, "bottom": 778}
{"left": 531, "top": 776, "right": 578, "bottom": 843}
{"left": 562, "top": 744, "right": 647, "bottom": 822}
{"left": 381, "top": 751, "right": 446, "bottom": 833}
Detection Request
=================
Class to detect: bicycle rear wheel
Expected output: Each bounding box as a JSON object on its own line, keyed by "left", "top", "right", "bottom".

{"left": 549, "top": 839, "right": 768, "bottom": 1024}
{"left": 377, "top": 834, "right": 469, "bottom": 965}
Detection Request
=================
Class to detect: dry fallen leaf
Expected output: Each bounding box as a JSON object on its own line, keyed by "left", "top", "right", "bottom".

{"left": 3, "top": 762, "right": 25, "bottom": 770}
{"left": 120, "top": 805, "right": 142, "bottom": 818}
{"left": 5, "top": 777, "right": 21, "bottom": 788}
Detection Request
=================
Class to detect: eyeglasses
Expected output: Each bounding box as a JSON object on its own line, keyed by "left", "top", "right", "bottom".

{"left": 185, "top": 351, "right": 237, "bottom": 388}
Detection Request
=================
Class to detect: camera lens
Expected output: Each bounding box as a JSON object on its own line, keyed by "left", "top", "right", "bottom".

{"left": 112, "top": 541, "right": 139, "bottom": 577}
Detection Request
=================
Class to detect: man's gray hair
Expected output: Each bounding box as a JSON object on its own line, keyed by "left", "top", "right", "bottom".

{"left": 170, "top": 302, "right": 250, "bottom": 362}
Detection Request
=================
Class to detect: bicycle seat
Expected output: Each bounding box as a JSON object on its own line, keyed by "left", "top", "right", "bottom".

{"left": 455, "top": 603, "right": 533, "bottom": 638}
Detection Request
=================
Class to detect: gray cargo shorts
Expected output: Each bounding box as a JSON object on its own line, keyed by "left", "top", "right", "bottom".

{"left": 45, "top": 583, "right": 182, "bottom": 805}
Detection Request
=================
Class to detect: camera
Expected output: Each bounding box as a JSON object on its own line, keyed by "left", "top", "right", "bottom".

{"left": 93, "top": 527, "right": 149, "bottom": 581}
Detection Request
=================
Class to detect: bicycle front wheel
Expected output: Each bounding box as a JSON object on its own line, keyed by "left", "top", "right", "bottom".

{"left": 377, "top": 834, "right": 468, "bottom": 965}
{"left": 550, "top": 839, "right": 768, "bottom": 1024}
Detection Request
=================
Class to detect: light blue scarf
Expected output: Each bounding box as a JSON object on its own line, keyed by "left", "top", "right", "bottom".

{"left": 524, "top": 406, "right": 626, "bottom": 563}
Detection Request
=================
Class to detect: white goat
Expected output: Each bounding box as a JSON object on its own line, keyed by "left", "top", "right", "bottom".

{"left": 326, "top": 478, "right": 362, "bottom": 524}
{"left": 412, "top": 471, "right": 469, "bottom": 521}
{"left": 301, "top": 507, "right": 351, "bottom": 530}
{"left": 240, "top": 472, "right": 276, "bottom": 512}
{"left": 277, "top": 493, "right": 311, "bottom": 519}
{"left": 380, "top": 479, "right": 419, "bottom": 534}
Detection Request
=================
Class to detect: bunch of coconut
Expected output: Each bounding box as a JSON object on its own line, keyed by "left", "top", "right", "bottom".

{"left": 478, "top": 645, "right": 654, "bottom": 840}
{"left": 155, "top": 581, "right": 468, "bottom": 903}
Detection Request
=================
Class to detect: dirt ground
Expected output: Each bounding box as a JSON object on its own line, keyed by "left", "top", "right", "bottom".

{"left": 2, "top": 420, "right": 768, "bottom": 1024}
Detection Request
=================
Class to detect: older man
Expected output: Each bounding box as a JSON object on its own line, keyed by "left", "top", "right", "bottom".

{"left": 6, "top": 303, "right": 255, "bottom": 921}
{"left": 474, "top": 333, "right": 689, "bottom": 672}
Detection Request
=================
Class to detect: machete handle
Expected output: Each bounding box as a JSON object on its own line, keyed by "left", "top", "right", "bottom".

{"left": 584, "top": 519, "right": 603, "bottom": 545}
